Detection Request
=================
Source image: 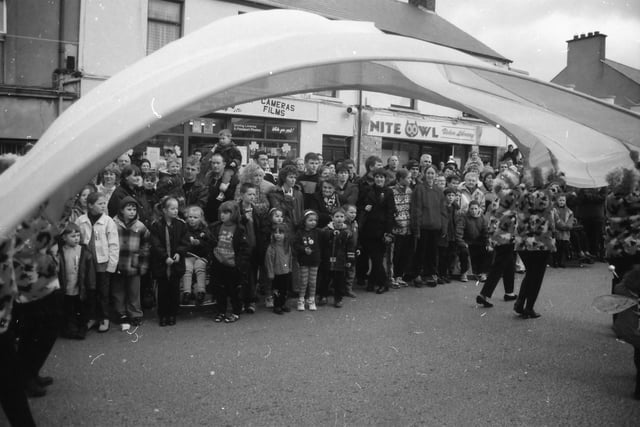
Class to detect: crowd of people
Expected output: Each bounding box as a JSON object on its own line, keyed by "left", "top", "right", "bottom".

{"left": 3, "top": 130, "right": 640, "bottom": 425}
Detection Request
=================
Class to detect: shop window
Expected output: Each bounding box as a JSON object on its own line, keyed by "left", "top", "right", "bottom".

{"left": 231, "top": 118, "right": 264, "bottom": 139}
{"left": 265, "top": 120, "right": 298, "bottom": 141}
{"left": 322, "top": 135, "right": 351, "bottom": 163}
{"left": 147, "top": 0, "right": 182, "bottom": 55}
{"left": 389, "top": 95, "right": 415, "bottom": 110}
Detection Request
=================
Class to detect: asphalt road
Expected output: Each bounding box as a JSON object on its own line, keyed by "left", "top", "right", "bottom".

{"left": 5, "top": 261, "right": 640, "bottom": 426}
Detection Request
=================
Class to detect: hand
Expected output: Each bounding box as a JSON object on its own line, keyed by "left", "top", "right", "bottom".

{"left": 192, "top": 238, "right": 200, "bottom": 246}
{"left": 219, "top": 182, "right": 229, "bottom": 192}
{"left": 383, "top": 234, "right": 393, "bottom": 244}
{"left": 365, "top": 205, "right": 372, "bottom": 212}
{"left": 173, "top": 253, "right": 180, "bottom": 262}
{"left": 165, "top": 257, "right": 174, "bottom": 265}
{"left": 345, "top": 263, "right": 351, "bottom": 268}
{"left": 304, "top": 247, "right": 312, "bottom": 255}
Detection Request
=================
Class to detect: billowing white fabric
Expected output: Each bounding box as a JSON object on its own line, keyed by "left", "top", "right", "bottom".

{"left": 1, "top": 10, "right": 639, "bottom": 238}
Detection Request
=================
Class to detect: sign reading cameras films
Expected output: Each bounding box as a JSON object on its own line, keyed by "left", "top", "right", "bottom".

{"left": 366, "top": 113, "right": 477, "bottom": 145}
{"left": 217, "top": 98, "right": 319, "bottom": 122}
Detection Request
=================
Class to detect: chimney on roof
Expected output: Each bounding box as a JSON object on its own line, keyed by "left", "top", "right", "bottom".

{"left": 566, "top": 31, "right": 607, "bottom": 66}
{"left": 409, "top": 0, "right": 436, "bottom": 12}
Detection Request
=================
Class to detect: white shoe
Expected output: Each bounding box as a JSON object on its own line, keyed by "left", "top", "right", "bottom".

{"left": 297, "top": 298, "right": 305, "bottom": 311}
{"left": 121, "top": 322, "right": 131, "bottom": 332}
{"left": 98, "top": 319, "right": 110, "bottom": 333}
{"left": 265, "top": 296, "right": 274, "bottom": 308}
{"left": 307, "top": 298, "right": 317, "bottom": 311}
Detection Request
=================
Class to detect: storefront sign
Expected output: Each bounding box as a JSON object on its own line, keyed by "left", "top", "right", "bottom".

{"left": 366, "top": 114, "right": 477, "bottom": 144}
{"left": 217, "top": 97, "right": 318, "bottom": 121}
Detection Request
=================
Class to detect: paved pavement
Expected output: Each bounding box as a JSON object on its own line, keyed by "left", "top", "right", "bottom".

{"left": 5, "top": 261, "right": 640, "bottom": 426}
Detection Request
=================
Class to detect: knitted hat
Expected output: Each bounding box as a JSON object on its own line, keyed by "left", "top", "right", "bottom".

{"left": 119, "top": 196, "right": 139, "bottom": 210}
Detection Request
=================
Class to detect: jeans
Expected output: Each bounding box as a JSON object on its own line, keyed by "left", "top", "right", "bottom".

{"left": 182, "top": 256, "right": 207, "bottom": 294}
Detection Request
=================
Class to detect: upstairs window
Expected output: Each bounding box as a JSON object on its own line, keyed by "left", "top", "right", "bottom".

{"left": 0, "top": 0, "right": 6, "bottom": 34}
{"left": 389, "top": 95, "right": 415, "bottom": 109}
{"left": 147, "top": 0, "right": 182, "bottom": 55}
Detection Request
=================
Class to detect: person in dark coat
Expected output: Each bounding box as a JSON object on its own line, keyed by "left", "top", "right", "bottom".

{"left": 307, "top": 176, "right": 347, "bottom": 228}
{"left": 204, "top": 153, "right": 239, "bottom": 223}
{"left": 107, "top": 164, "right": 142, "bottom": 218}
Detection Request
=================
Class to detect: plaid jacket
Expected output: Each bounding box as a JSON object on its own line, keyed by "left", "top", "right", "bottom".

{"left": 113, "top": 216, "right": 150, "bottom": 276}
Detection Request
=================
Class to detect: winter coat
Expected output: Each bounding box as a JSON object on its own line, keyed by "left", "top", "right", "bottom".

{"left": 76, "top": 213, "right": 120, "bottom": 272}
{"left": 148, "top": 217, "right": 189, "bottom": 279}
{"left": 183, "top": 179, "right": 209, "bottom": 211}
{"left": 308, "top": 192, "right": 347, "bottom": 229}
{"left": 553, "top": 206, "right": 574, "bottom": 241}
{"left": 113, "top": 216, "right": 150, "bottom": 276}
{"left": 410, "top": 182, "right": 446, "bottom": 233}
{"left": 185, "top": 223, "right": 213, "bottom": 259}
{"left": 320, "top": 222, "right": 356, "bottom": 272}
{"left": 264, "top": 242, "right": 293, "bottom": 278}
{"left": 293, "top": 228, "right": 322, "bottom": 267}
{"left": 58, "top": 244, "right": 96, "bottom": 300}
{"left": 204, "top": 172, "right": 239, "bottom": 223}
{"left": 604, "top": 191, "right": 640, "bottom": 259}
{"left": 357, "top": 184, "right": 395, "bottom": 239}
{"left": 392, "top": 184, "right": 412, "bottom": 236}
{"left": 108, "top": 183, "right": 142, "bottom": 218}
{"left": 267, "top": 186, "right": 304, "bottom": 229}
{"left": 336, "top": 181, "right": 359, "bottom": 206}
{"left": 456, "top": 211, "right": 489, "bottom": 247}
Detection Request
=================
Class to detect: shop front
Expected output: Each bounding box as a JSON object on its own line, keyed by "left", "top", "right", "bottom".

{"left": 363, "top": 111, "right": 499, "bottom": 170}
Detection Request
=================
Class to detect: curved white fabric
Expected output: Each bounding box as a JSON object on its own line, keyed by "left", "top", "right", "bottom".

{"left": 1, "top": 9, "right": 639, "bottom": 238}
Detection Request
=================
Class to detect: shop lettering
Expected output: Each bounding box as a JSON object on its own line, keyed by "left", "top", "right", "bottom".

{"left": 441, "top": 127, "right": 474, "bottom": 140}
{"left": 369, "top": 120, "right": 440, "bottom": 138}
{"left": 261, "top": 99, "right": 296, "bottom": 117}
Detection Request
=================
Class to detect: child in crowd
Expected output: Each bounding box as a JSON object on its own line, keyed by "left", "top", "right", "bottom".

{"left": 213, "top": 129, "right": 243, "bottom": 202}
{"left": 294, "top": 210, "right": 321, "bottom": 311}
{"left": 391, "top": 169, "right": 412, "bottom": 287}
{"left": 210, "top": 201, "right": 249, "bottom": 323}
{"left": 552, "top": 194, "right": 574, "bottom": 268}
{"left": 237, "top": 183, "right": 264, "bottom": 314}
{"left": 456, "top": 200, "right": 490, "bottom": 282}
{"left": 149, "top": 196, "right": 189, "bottom": 327}
{"left": 319, "top": 208, "right": 356, "bottom": 307}
{"left": 265, "top": 223, "right": 293, "bottom": 314}
{"left": 112, "top": 197, "right": 149, "bottom": 329}
{"left": 261, "top": 207, "right": 285, "bottom": 308}
{"left": 156, "top": 158, "right": 186, "bottom": 209}
{"left": 343, "top": 204, "right": 359, "bottom": 298}
{"left": 76, "top": 191, "right": 120, "bottom": 333}
{"left": 58, "top": 223, "right": 95, "bottom": 339}
{"left": 139, "top": 170, "right": 159, "bottom": 227}
{"left": 437, "top": 187, "right": 459, "bottom": 284}
{"left": 181, "top": 205, "right": 211, "bottom": 306}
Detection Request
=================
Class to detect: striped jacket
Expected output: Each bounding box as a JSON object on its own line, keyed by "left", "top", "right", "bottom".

{"left": 113, "top": 216, "right": 150, "bottom": 276}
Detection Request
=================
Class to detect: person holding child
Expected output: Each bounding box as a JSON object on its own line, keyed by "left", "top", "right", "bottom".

{"left": 212, "top": 129, "right": 243, "bottom": 202}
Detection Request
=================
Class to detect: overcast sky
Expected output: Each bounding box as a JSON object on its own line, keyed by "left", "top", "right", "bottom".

{"left": 436, "top": 0, "right": 640, "bottom": 81}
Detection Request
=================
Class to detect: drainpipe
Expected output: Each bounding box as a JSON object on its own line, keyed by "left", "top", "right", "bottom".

{"left": 57, "top": 0, "right": 66, "bottom": 116}
{"left": 355, "top": 89, "right": 363, "bottom": 172}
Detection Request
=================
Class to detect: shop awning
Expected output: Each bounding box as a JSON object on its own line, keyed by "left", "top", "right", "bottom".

{"left": 1, "top": 9, "right": 639, "bottom": 237}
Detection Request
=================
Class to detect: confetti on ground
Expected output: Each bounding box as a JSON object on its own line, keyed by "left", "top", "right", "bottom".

{"left": 210, "top": 371, "right": 215, "bottom": 376}
{"left": 389, "top": 346, "right": 399, "bottom": 353}
{"left": 264, "top": 345, "right": 272, "bottom": 359}
{"left": 90, "top": 353, "right": 105, "bottom": 365}
{"left": 481, "top": 312, "right": 487, "bottom": 317}
{"left": 355, "top": 382, "right": 362, "bottom": 390}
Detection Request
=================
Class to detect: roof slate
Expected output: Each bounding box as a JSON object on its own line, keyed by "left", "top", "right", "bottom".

{"left": 603, "top": 59, "right": 640, "bottom": 86}
{"left": 240, "top": 0, "right": 510, "bottom": 62}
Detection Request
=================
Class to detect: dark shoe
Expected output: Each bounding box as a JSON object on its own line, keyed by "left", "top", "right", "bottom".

{"left": 244, "top": 303, "right": 256, "bottom": 314}
{"left": 159, "top": 317, "right": 167, "bottom": 327}
{"left": 167, "top": 316, "right": 176, "bottom": 326}
{"left": 36, "top": 375, "right": 53, "bottom": 387}
{"left": 504, "top": 294, "right": 518, "bottom": 302}
{"left": 181, "top": 292, "right": 192, "bottom": 305}
{"left": 317, "top": 297, "right": 328, "bottom": 306}
{"left": 281, "top": 305, "right": 291, "bottom": 313}
{"left": 426, "top": 278, "right": 437, "bottom": 288}
{"left": 273, "top": 306, "right": 284, "bottom": 315}
{"left": 375, "top": 286, "right": 389, "bottom": 294}
{"left": 214, "top": 313, "right": 225, "bottom": 323}
{"left": 476, "top": 295, "right": 494, "bottom": 308}
{"left": 25, "top": 379, "right": 47, "bottom": 398}
{"left": 522, "top": 309, "right": 541, "bottom": 319}
{"left": 345, "top": 290, "right": 357, "bottom": 298}
{"left": 224, "top": 314, "right": 240, "bottom": 323}
{"left": 413, "top": 276, "right": 425, "bottom": 288}
{"left": 195, "top": 292, "right": 206, "bottom": 305}
{"left": 437, "top": 277, "right": 446, "bottom": 285}
{"left": 442, "top": 276, "right": 451, "bottom": 284}
{"left": 131, "top": 317, "right": 143, "bottom": 327}
{"left": 514, "top": 299, "right": 525, "bottom": 315}
{"left": 334, "top": 299, "right": 343, "bottom": 308}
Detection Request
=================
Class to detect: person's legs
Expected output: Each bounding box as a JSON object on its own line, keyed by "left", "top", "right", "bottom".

{"left": 518, "top": 251, "right": 549, "bottom": 313}
{"left": 126, "top": 275, "right": 143, "bottom": 320}
{"left": 229, "top": 268, "right": 243, "bottom": 316}
{"left": 423, "top": 229, "right": 440, "bottom": 280}
{"left": 110, "top": 273, "right": 126, "bottom": 317}
{"left": 0, "top": 329, "right": 36, "bottom": 427}
{"left": 458, "top": 246, "right": 470, "bottom": 277}
{"left": 481, "top": 245, "right": 511, "bottom": 298}
{"left": 182, "top": 257, "right": 195, "bottom": 294}
{"left": 96, "top": 272, "right": 111, "bottom": 322}
{"left": 194, "top": 258, "right": 208, "bottom": 295}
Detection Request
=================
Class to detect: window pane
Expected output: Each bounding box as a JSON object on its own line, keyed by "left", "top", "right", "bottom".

{"left": 147, "top": 21, "right": 180, "bottom": 53}
{"left": 149, "top": 0, "right": 181, "bottom": 22}
{"left": 231, "top": 118, "right": 264, "bottom": 138}
{"left": 265, "top": 120, "right": 298, "bottom": 141}
{"left": 389, "top": 95, "right": 414, "bottom": 108}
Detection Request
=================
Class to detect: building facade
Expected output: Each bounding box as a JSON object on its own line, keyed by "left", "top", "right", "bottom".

{"left": 0, "top": 0, "right": 516, "bottom": 171}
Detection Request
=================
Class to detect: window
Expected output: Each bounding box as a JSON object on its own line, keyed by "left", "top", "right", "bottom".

{"left": 389, "top": 95, "right": 415, "bottom": 109}
{"left": 147, "top": 0, "right": 182, "bottom": 55}
{"left": 313, "top": 90, "right": 338, "bottom": 98}
{"left": 0, "top": 0, "right": 5, "bottom": 34}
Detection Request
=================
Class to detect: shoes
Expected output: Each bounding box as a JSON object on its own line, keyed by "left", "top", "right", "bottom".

{"left": 281, "top": 305, "right": 291, "bottom": 313}
{"left": 245, "top": 303, "right": 256, "bottom": 314}
{"left": 317, "top": 297, "right": 328, "bottom": 306}
{"left": 214, "top": 313, "right": 225, "bottom": 323}
{"left": 159, "top": 317, "right": 168, "bottom": 327}
{"left": 119, "top": 315, "right": 131, "bottom": 331}
{"left": 307, "top": 298, "right": 317, "bottom": 311}
{"left": 24, "top": 378, "right": 46, "bottom": 398}
{"left": 181, "top": 292, "right": 192, "bottom": 305}
{"left": 413, "top": 276, "right": 425, "bottom": 288}
{"left": 131, "top": 317, "right": 143, "bottom": 326}
{"left": 476, "top": 295, "right": 494, "bottom": 308}
{"left": 513, "top": 299, "right": 525, "bottom": 315}
{"left": 375, "top": 285, "right": 389, "bottom": 294}
{"left": 345, "top": 290, "right": 357, "bottom": 298}
{"left": 479, "top": 274, "right": 487, "bottom": 282}
{"left": 426, "top": 276, "right": 437, "bottom": 287}
{"left": 224, "top": 314, "right": 239, "bottom": 323}
{"left": 504, "top": 294, "right": 518, "bottom": 302}
{"left": 396, "top": 277, "right": 409, "bottom": 287}
{"left": 265, "top": 296, "right": 274, "bottom": 308}
{"left": 98, "top": 319, "right": 110, "bottom": 333}
{"left": 522, "top": 309, "right": 541, "bottom": 319}
{"left": 196, "top": 292, "right": 206, "bottom": 305}
{"left": 273, "top": 306, "right": 283, "bottom": 315}
{"left": 297, "top": 298, "right": 305, "bottom": 311}
{"left": 87, "top": 319, "right": 98, "bottom": 330}
{"left": 460, "top": 274, "right": 469, "bottom": 282}
{"left": 334, "top": 299, "right": 343, "bottom": 308}
{"left": 437, "top": 276, "right": 446, "bottom": 285}
{"left": 35, "top": 375, "right": 53, "bottom": 387}
{"left": 167, "top": 316, "right": 176, "bottom": 326}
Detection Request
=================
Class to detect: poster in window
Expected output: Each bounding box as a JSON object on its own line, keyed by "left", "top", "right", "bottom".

{"left": 266, "top": 120, "right": 298, "bottom": 141}
{"left": 232, "top": 118, "right": 264, "bottom": 137}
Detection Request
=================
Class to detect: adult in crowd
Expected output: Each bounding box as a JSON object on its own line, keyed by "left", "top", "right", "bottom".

{"left": 419, "top": 153, "right": 433, "bottom": 173}
{"left": 297, "top": 152, "right": 322, "bottom": 208}
{"left": 384, "top": 155, "right": 400, "bottom": 180}
{"left": 96, "top": 162, "right": 120, "bottom": 202}
{"left": 204, "top": 153, "right": 238, "bottom": 223}
{"left": 335, "top": 164, "right": 358, "bottom": 205}
{"left": 501, "top": 143, "right": 521, "bottom": 164}
{"left": 574, "top": 186, "right": 606, "bottom": 260}
{"left": 116, "top": 152, "right": 132, "bottom": 171}
{"left": 463, "top": 148, "right": 484, "bottom": 175}
{"left": 267, "top": 165, "right": 304, "bottom": 231}
{"left": 236, "top": 163, "right": 275, "bottom": 217}
{"left": 107, "top": 164, "right": 142, "bottom": 217}
{"left": 513, "top": 167, "right": 556, "bottom": 318}
{"left": 182, "top": 155, "right": 209, "bottom": 211}
{"left": 254, "top": 150, "right": 276, "bottom": 185}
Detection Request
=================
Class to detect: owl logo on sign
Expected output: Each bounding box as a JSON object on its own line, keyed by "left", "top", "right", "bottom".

{"left": 405, "top": 121, "right": 419, "bottom": 138}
